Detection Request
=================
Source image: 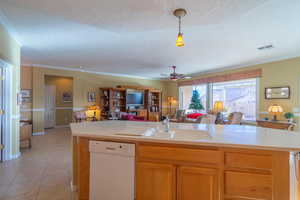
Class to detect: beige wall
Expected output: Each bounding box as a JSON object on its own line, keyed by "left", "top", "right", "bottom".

{"left": 0, "top": 23, "right": 21, "bottom": 157}
{"left": 26, "top": 66, "right": 172, "bottom": 133}
{"left": 45, "top": 75, "right": 73, "bottom": 126}
{"left": 20, "top": 66, "right": 33, "bottom": 121}
{"left": 175, "top": 57, "right": 300, "bottom": 129}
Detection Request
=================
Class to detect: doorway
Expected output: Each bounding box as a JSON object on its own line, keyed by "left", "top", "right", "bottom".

{"left": 44, "top": 75, "right": 73, "bottom": 129}
{"left": 0, "top": 60, "right": 12, "bottom": 162}
{"left": 44, "top": 85, "right": 56, "bottom": 129}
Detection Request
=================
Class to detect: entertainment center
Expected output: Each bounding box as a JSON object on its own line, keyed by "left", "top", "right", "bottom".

{"left": 99, "top": 86, "right": 162, "bottom": 121}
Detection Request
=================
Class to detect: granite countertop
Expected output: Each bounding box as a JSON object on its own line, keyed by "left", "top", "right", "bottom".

{"left": 70, "top": 121, "right": 300, "bottom": 152}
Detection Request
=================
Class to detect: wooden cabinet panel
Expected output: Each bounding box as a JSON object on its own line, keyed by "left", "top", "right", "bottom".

{"left": 225, "top": 171, "right": 272, "bottom": 200}
{"left": 139, "top": 145, "right": 221, "bottom": 165}
{"left": 225, "top": 152, "right": 272, "bottom": 170}
{"left": 136, "top": 162, "right": 176, "bottom": 200}
{"left": 78, "top": 138, "right": 90, "bottom": 200}
{"left": 20, "top": 124, "right": 32, "bottom": 148}
{"left": 148, "top": 112, "right": 160, "bottom": 121}
{"left": 20, "top": 124, "right": 32, "bottom": 141}
{"left": 177, "top": 166, "right": 219, "bottom": 200}
{"left": 137, "top": 109, "right": 147, "bottom": 118}
{"left": 256, "top": 120, "right": 294, "bottom": 131}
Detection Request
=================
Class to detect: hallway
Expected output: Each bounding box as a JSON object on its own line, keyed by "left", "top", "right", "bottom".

{"left": 0, "top": 128, "right": 76, "bottom": 200}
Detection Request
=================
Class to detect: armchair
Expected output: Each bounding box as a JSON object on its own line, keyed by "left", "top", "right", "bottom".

{"left": 170, "top": 109, "right": 186, "bottom": 123}
{"left": 226, "top": 112, "right": 243, "bottom": 125}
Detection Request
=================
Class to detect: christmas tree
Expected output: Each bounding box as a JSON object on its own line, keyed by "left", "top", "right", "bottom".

{"left": 189, "top": 90, "right": 204, "bottom": 110}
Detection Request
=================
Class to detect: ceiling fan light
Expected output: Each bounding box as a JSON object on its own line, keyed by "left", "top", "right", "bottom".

{"left": 176, "top": 33, "right": 184, "bottom": 47}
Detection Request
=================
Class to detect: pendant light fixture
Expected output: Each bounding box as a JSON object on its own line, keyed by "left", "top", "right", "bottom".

{"left": 173, "top": 8, "right": 187, "bottom": 47}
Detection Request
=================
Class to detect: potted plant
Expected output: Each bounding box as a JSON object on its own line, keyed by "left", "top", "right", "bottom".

{"left": 284, "top": 112, "right": 294, "bottom": 123}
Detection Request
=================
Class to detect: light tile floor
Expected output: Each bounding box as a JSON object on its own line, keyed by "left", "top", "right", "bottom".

{"left": 0, "top": 128, "right": 77, "bottom": 200}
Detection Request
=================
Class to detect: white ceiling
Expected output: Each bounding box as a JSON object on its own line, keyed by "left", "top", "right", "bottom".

{"left": 1, "top": 0, "right": 300, "bottom": 78}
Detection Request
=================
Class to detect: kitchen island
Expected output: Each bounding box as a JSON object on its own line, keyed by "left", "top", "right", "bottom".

{"left": 71, "top": 121, "right": 300, "bottom": 200}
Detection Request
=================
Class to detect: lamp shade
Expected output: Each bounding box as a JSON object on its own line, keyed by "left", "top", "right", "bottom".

{"left": 88, "top": 105, "right": 100, "bottom": 110}
{"left": 176, "top": 33, "right": 184, "bottom": 47}
{"left": 213, "top": 101, "right": 225, "bottom": 113}
{"left": 167, "top": 96, "right": 177, "bottom": 104}
{"left": 268, "top": 104, "right": 283, "bottom": 114}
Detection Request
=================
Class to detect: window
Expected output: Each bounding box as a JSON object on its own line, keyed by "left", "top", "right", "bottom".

{"left": 212, "top": 78, "right": 257, "bottom": 121}
{"left": 179, "top": 78, "right": 258, "bottom": 121}
{"left": 179, "top": 84, "right": 208, "bottom": 112}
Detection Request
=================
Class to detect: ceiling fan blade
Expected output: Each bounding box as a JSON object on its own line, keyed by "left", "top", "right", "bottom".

{"left": 183, "top": 76, "right": 192, "bottom": 79}
{"left": 160, "top": 73, "right": 169, "bottom": 77}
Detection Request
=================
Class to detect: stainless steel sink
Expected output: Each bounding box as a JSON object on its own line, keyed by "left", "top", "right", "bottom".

{"left": 146, "top": 128, "right": 211, "bottom": 140}
{"left": 113, "top": 128, "right": 211, "bottom": 140}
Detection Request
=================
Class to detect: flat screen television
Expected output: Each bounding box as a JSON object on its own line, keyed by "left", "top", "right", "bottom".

{"left": 126, "top": 91, "right": 144, "bottom": 105}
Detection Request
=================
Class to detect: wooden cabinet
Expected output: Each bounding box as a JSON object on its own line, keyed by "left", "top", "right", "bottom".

{"left": 136, "top": 162, "right": 176, "bottom": 200}
{"left": 177, "top": 166, "right": 219, "bottom": 200}
{"left": 20, "top": 124, "right": 32, "bottom": 148}
{"left": 256, "top": 120, "right": 295, "bottom": 131}
{"left": 129, "top": 109, "right": 147, "bottom": 119}
{"left": 99, "top": 88, "right": 127, "bottom": 119}
{"left": 76, "top": 140, "right": 292, "bottom": 200}
{"left": 148, "top": 112, "right": 160, "bottom": 121}
{"left": 137, "top": 144, "right": 221, "bottom": 200}
{"left": 99, "top": 87, "right": 162, "bottom": 121}
{"left": 147, "top": 90, "right": 162, "bottom": 121}
{"left": 136, "top": 163, "right": 219, "bottom": 200}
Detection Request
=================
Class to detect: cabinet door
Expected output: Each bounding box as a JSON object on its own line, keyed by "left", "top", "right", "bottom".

{"left": 136, "top": 162, "right": 176, "bottom": 200}
{"left": 177, "top": 166, "right": 219, "bottom": 200}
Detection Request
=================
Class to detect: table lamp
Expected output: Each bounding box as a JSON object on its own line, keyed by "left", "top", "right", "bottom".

{"left": 87, "top": 105, "right": 100, "bottom": 121}
{"left": 167, "top": 96, "right": 177, "bottom": 116}
{"left": 213, "top": 101, "right": 225, "bottom": 124}
{"left": 213, "top": 101, "right": 225, "bottom": 113}
{"left": 268, "top": 104, "right": 283, "bottom": 121}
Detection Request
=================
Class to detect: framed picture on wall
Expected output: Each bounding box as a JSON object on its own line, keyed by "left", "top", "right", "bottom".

{"left": 62, "top": 92, "right": 73, "bottom": 103}
{"left": 265, "top": 86, "right": 290, "bottom": 99}
{"left": 88, "top": 92, "right": 96, "bottom": 102}
{"left": 20, "top": 89, "right": 32, "bottom": 98}
{"left": 22, "top": 97, "right": 32, "bottom": 103}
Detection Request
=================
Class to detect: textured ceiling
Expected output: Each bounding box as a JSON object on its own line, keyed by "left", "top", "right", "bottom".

{"left": 1, "top": 0, "right": 300, "bottom": 78}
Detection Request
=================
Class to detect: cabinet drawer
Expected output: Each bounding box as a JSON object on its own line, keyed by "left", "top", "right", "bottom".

{"left": 225, "top": 152, "right": 272, "bottom": 170}
{"left": 138, "top": 145, "right": 221, "bottom": 165}
{"left": 225, "top": 171, "right": 272, "bottom": 200}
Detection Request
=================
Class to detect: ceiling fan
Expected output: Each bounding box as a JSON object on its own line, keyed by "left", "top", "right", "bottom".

{"left": 161, "top": 66, "right": 191, "bottom": 81}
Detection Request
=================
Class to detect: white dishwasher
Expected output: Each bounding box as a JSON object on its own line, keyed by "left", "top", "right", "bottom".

{"left": 89, "top": 141, "right": 135, "bottom": 200}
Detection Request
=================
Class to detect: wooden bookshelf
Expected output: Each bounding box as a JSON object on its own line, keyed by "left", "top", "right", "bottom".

{"left": 99, "top": 88, "right": 126, "bottom": 119}
{"left": 146, "top": 90, "right": 162, "bottom": 121}
{"left": 99, "top": 87, "right": 162, "bottom": 121}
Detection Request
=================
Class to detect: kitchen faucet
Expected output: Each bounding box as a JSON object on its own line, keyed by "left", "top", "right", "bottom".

{"left": 162, "top": 116, "right": 170, "bottom": 133}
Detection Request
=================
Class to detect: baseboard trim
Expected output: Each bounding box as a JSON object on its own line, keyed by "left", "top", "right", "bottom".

{"left": 70, "top": 181, "right": 78, "bottom": 192}
{"left": 32, "top": 131, "right": 46, "bottom": 136}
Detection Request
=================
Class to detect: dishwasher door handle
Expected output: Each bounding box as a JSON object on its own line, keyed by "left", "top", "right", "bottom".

{"left": 106, "top": 147, "right": 116, "bottom": 151}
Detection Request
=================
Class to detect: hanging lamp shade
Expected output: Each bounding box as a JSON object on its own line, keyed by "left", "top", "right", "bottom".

{"left": 176, "top": 33, "right": 184, "bottom": 47}
{"left": 173, "top": 9, "right": 187, "bottom": 47}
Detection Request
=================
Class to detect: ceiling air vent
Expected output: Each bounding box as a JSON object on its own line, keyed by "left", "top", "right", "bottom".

{"left": 257, "top": 44, "right": 274, "bottom": 50}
